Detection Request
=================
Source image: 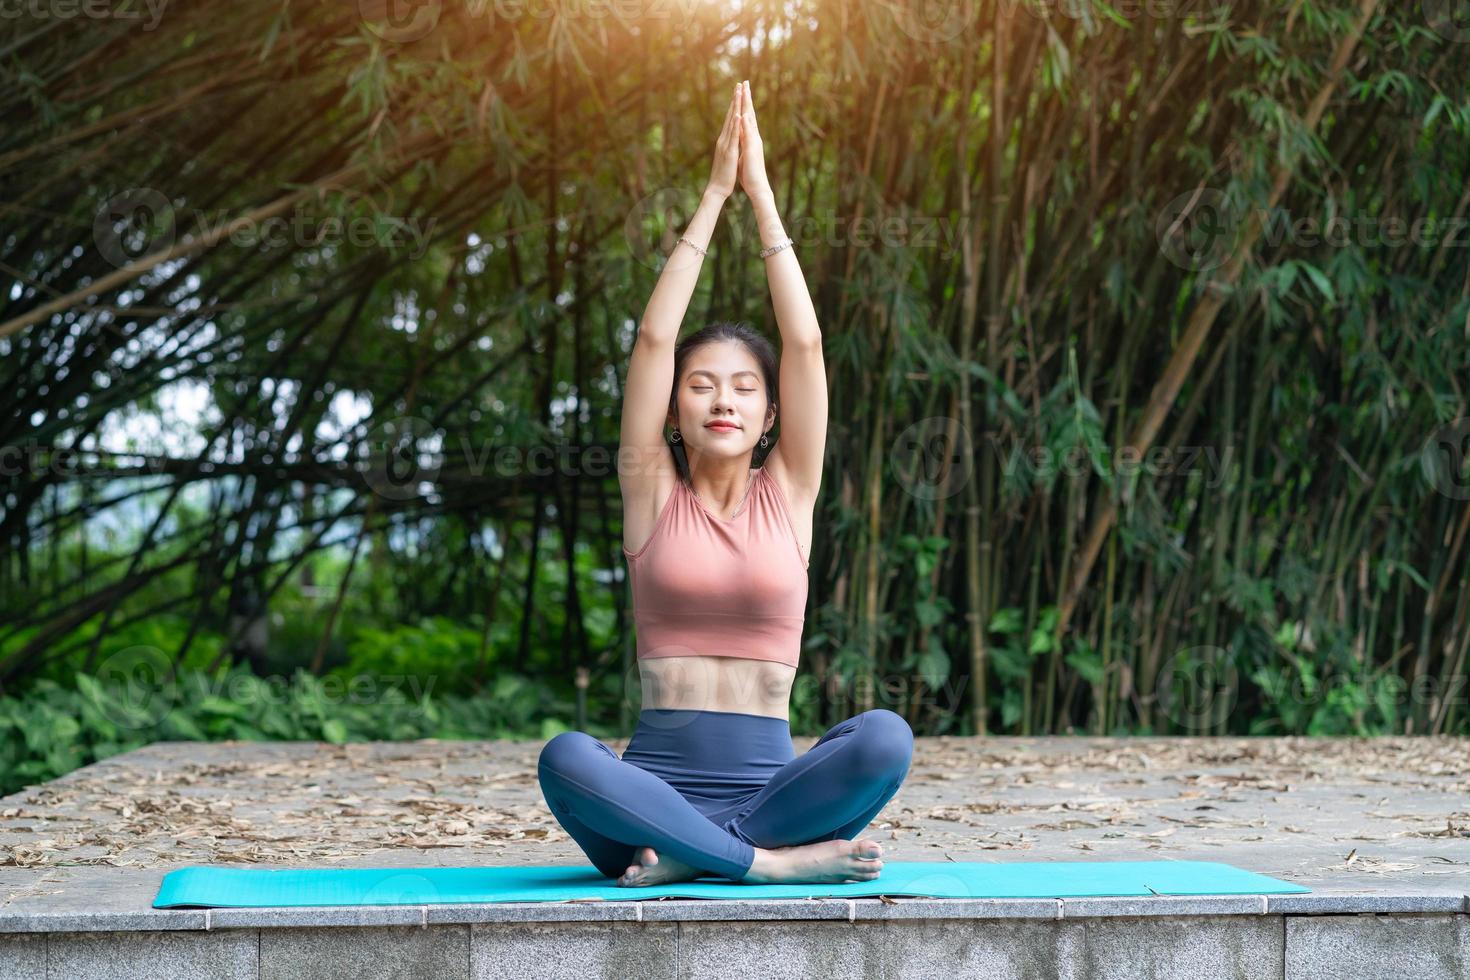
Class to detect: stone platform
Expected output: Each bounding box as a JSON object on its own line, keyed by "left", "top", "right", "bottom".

{"left": 0, "top": 735, "right": 1466, "bottom": 978}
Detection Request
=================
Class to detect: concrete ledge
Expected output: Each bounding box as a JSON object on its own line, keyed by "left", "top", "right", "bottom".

{"left": 472, "top": 921, "right": 673, "bottom": 979}
{"left": 10, "top": 890, "right": 1470, "bottom": 935}
{"left": 1268, "top": 891, "right": 1470, "bottom": 915}
{"left": 1079, "top": 915, "right": 1284, "bottom": 979}
{"left": 260, "top": 923, "right": 471, "bottom": 980}
{"left": 34, "top": 912, "right": 1470, "bottom": 979}
{"left": 426, "top": 899, "right": 645, "bottom": 925}
{"left": 0, "top": 908, "right": 208, "bottom": 935}
{"left": 1060, "top": 894, "right": 1268, "bottom": 918}
{"left": 210, "top": 903, "right": 429, "bottom": 930}
{"left": 639, "top": 897, "right": 856, "bottom": 922}
{"left": 848, "top": 897, "right": 1063, "bottom": 921}
{"left": 32, "top": 928, "right": 260, "bottom": 980}
{"left": 0, "top": 932, "right": 45, "bottom": 979}
{"left": 1285, "top": 913, "right": 1470, "bottom": 980}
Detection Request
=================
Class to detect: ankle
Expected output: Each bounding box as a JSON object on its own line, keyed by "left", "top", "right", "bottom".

{"left": 743, "top": 846, "right": 783, "bottom": 882}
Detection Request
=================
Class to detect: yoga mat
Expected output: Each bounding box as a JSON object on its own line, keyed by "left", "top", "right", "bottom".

{"left": 154, "top": 860, "right": 1308, "bottom": 908}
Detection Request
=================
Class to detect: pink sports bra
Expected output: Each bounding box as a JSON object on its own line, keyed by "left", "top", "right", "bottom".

{"left": 621, "top": 466, "right": 810, "bottom": 670}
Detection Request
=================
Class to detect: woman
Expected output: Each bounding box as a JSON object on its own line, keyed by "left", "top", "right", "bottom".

{"left": 537, "top": 80, "right": 914, "bottom": 887}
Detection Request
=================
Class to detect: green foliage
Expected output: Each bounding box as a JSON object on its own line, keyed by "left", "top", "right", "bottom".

{"left": 2, "top": 0, "right": 1465, "bottom": 753}
{"left": 0, "top": 662, "right": 575, "bottom": 798}
{"left": 330, "top": 616, "right": 491, "bottom": 698}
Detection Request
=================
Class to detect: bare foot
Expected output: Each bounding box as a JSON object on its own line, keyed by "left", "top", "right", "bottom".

{"left": 615, "top": 846, "right": 708, "bottom": 887}
{"left": 741, "top": 837, "right": 885, "bottom": 884}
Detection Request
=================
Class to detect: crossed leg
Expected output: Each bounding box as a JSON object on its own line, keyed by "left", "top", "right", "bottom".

{"left": 537, "top": 731, "right": 755, "bottom": 880}
{"left": 715, "top": 707, "right": 914, "bottom": 850}
{"left": 536, "top": 708, "right": 915, "bottom": 883}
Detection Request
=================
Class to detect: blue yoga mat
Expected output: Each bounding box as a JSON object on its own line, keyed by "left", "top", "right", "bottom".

{"left": 153, "top": 860, "right": 1308, "bottom": 908}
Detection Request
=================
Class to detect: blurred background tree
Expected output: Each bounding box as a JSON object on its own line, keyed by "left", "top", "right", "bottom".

{"left": 2, "top": 0, "right": 1468, "bottom": 794}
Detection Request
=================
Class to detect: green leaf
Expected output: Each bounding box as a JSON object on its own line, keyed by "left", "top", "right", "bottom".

{"left": 987, "top": 607, "right": 1023, "bottom": 634}
{"left": 164, "top": 709, "right": 207, "bottom": 741}
{"left": 1424, "top": 94, "right": 1447, "bottom": 130}
{"left": 1066, "top": 650, "right": 1105, "bottom": 686}
{"left": 917, "top": 639, "right": 950, "bottom": 690}
{"left": 1299, "top": 262, "right": 1335, "bottom": 304}
{"left": 198, "top": 695, "right": 247, "bottom": 717}
{"left": 989, "top": 645, "right": 1030, "bottom": 683}
{"left": 915, "top": 599, "right": 945, "bottom": 629}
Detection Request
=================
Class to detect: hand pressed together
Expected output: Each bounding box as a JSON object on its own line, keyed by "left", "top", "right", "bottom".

{"left": 706, "top": 80, "right": 774, "bottom": 202}
{"left": 705, "top": 83, "right": 742, "bottom": 200}
{"left": 736, "top": 80, "right": 773, "bottom": 201}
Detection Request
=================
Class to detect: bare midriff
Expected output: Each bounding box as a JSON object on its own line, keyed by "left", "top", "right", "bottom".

{"left": 638, "top": 655, "right": 795, "bottom": 720}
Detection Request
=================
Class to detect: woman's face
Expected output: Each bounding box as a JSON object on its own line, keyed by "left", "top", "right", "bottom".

{"left": 671, "top": 340, "right": 774, "bottom": 461}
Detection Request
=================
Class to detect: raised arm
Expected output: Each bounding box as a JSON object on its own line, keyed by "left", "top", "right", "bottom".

{"left": 738, "top": 80, "right": 827, "bottom": 504}
{"left": 620, "top": 86, "right": 742, "bottom": 500}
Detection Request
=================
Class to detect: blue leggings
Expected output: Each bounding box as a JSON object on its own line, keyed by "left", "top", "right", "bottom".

{"left": 537, "top": 707, "right": 914, "bottom": 882}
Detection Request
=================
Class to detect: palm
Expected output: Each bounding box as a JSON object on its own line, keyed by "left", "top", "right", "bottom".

{"left": 737, "top": 81, "right": 772, "bottom": 197}
{"left": 708, "top": 85, "right": 741, "bottom": 198}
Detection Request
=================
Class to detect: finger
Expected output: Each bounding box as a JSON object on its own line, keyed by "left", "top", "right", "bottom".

{"left": 718, "top": 86, "right": 736, "bottom": 143}
{"left": 721, "top": 86, "right": 737, "bottom": 139}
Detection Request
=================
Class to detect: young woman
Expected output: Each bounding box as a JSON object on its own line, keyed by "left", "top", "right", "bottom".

{"left": 537, "top": 81, "right": 914, "bottom": 887}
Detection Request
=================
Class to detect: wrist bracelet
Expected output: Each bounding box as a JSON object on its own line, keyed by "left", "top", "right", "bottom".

{"left": 674, "top": 236, "right": 707, "bottom": 257}
{"left": 759, "top": 237, "right": 795, "bottom": 258}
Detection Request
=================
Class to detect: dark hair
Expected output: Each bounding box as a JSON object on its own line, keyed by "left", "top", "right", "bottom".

{"left": 668, "top": 321, "right": 779, "bottom": 482}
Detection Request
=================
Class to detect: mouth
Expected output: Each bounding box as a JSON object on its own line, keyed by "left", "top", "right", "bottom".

{"left": 705, "top": 422, "right": 741, "bottom": 432}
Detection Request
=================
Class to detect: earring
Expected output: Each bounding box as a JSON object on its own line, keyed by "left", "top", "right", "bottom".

{"left": 759, "top": 433, "right": 769, "bottom": 448}
{"left": 670, "top": 428, "right": 682, "bottom": 443}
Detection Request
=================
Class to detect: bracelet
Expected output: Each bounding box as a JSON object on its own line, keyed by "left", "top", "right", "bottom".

{"left": 759, "top": 237, "right": 795, "bottom": 258}
{"left": 674, "top": 236, "right": 707, "bottom": 257}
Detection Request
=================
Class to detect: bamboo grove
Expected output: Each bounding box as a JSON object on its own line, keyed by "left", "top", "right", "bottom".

{"left": 2, "top": 0, "right": 1467, "bottom": 736}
